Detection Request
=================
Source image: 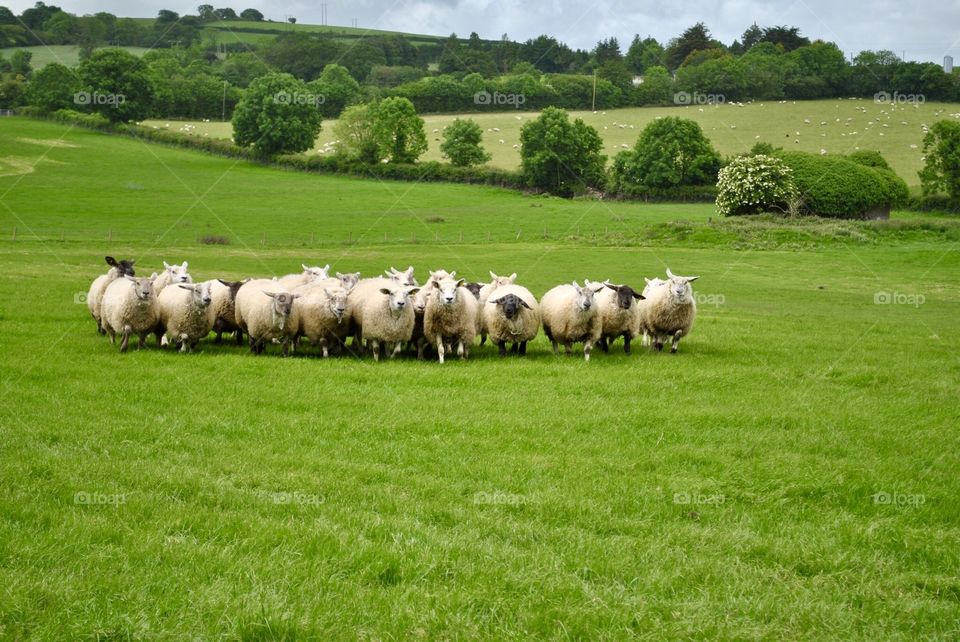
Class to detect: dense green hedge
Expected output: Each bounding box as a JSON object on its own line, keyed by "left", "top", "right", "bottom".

{"left": 776, "top": 151, "right": 908, "bottom": 218}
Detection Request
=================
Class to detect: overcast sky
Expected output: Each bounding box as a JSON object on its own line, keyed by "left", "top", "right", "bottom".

{"left": 6, "top": 0, "right": 958, "bottom": 63}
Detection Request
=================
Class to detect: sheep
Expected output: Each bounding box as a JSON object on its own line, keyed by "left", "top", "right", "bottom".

{"left": 384, "top": 266, "right": 419, "bottom": 286}
{"left": 100, "top": 275, "right": 158, "bottom": 352}
{"left": 157, "top": 281, "right": 215, "bottom": 353}
{"left": 540, "top": 280, "right": 606, "bottom": 361}
{"left": 87, "top": 256, "right": 136, "bottom": 334}
{"left": 295, "top": 282, "right": 352, "bottom": 357}
{"left": 641, "top": 268, "right": 699, "bottom": 353}
{"left": 234, "top": 279, "right": 301, "bottom": 355}
{"left": 360, "top": 283, "right": 420, "bottom": 361}
{"left": 210, "top": 279, "right": 248, "bottom": 345}
{"left": 423, "top": 277, "right": 478, "bottom": 363}
{"left": 463, "top": 282, "right": 482, "bottom": 299}
{"left": 335, "top": 271, "right": 361, "bottom": 291}
{"left": 595, "top": 282, "right": 644, "bottom": 354}
{"left": 408, "top": 269, "right": 457, "bottom": 359}
{"left": 638, "top": 277, "right": 667, "bottom": 346}
{"left": 153, "top": 261, "right": 192, "bottom": 294}
{"left": 478, "top": 272, "right": 517, "bottom": 345}
{"left": 483, "top": 284, "right": 539, "bottom": 356}
{"left": 346, "top": 268, "right": 418, "bottom": 350}
{"left": 278, "top": 264, "right": 330, "bottom": 290}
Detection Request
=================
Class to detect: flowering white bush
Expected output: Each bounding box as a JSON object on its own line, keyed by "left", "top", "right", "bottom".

{"left": 716, "top": 154, "right": 799, "bottom": 216}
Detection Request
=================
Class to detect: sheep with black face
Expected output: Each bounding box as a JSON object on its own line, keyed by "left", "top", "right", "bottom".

{"left": 483, "top": 284, "right": 539, "bottom": 356}
{"left": 595, "top": 282, "right": 644, "bottom": 354}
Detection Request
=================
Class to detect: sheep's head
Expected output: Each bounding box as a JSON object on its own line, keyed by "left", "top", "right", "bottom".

{"left": 106, "top": 256, "right": 136, "bottom": 277}
{"left": 179, "top": 281, "right": 213, "bottom": 307}
{"left": 464, "top": 282, "right": 482, "bottom": 299}
{"left": 302, "top": 264, "right": 330, "bottom": 281}
{"left": 379, "top": 285, "right": 420, "bottom": 314}
{"left": 323, "top": 287, "right": 349, "bottom": 322}
{"left": 572, "top": 280, "right": 605, "bottom": 312}
{"left": 433, "top": 277, "right": 465, "bottom": 306}
{"left": 429, "top": 269, "right": 455, "bottom": 283}
{"left": 336, "top": 271, "right": 360, "bottom": 291}
{"left": 264, "top": 290, "right": 300, "bottom": 317}
{"left": 490, "top": 292, "right": 531, "bottom": 320}
{"left": 412, "top": 286, "right": 431, "bottom": 313}
{"left": 642, "top": 277, "right": 666, "bottom": 298}
{"left": 605, "top": 282, "right": 644, "bottom": 310}
{"left": 218, "top": 278, "right": 248, "bottom": 300}
{"left": 665, "top": 268, "right": 699, "bottom": 304}
{"left": 125, "top": 275, "right": 153, "bottom": 301}
{"left": 488, "top": 271, "right": 517, "bottom": 288}
{"left": 386, "top": 266, "right": 418, "bottom": 287}
{"left": 163, "top": 261, "right": 191, "bottom": 284}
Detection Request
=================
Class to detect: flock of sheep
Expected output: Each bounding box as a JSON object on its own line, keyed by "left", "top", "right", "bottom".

{"left": 87, "top": 257, "right": 700, "bottom": 361}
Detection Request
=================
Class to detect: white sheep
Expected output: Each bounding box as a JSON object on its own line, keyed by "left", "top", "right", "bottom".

{"left": 478, "top": 271, "right": 517, "bottom": 345}
{"left": 408, "top": 269, "right": 455, "bottom": 359}
{"left": 153, "top": 261, "right": 192, "bottom": 294}
{"left": 157, "top": 281, "right": 215, "bottom": 353}
{"left": 278, "top": 264, "right": 330, "bottom": 290}
{"left": 595, "top": 282, "right": 644, "bottom": 354}
{"left": 360, "top": 283, "right": 420, "bottom": 361}
{"left": 483, "top": 284, "right": 539, "bottom": 356}
{"left": 641, "top": 268, "right": 699, "bottom": 353}
{"left": 347, "top": 268, "right": 419, "bottom": 349}
{"left": 638, "top": 277, "right": 667, "bottom": 346}
{"left": 423, "top": 277, "right": 478, "bottom": 363}
{"left": 234, "top": 279, "right": 301, "bottom": 355}
{"left": 540, "top": 280, "right": 606, "bottom": 361}
{"left": 295, "top": 282, "right": 352, "bottom": 357}
{"left": 100, "top": 275, "right": 159, "bottom": 352}
{"left": 209, "top": 279, "right": 248, "bottom": 345}
{"left": 87, "top": 256, "right": 136, "bottom": 334}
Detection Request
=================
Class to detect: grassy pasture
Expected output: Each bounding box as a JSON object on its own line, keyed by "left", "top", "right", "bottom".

{"left": 145, "top": 99, "right": 960, "bottom": 186}
{"left": 0, "top": 118, "right": 959, "bottom": 639}
{"left": 0, "top": 44, "right": 150, "bottom": 68}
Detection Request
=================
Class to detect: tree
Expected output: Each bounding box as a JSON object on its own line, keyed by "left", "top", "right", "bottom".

{"left": 592, "top": 37, "right": 622, "bottom": 64}
{"left": 519, "top": 106, "right": 606, "bottom": 197}
{"left": 919, "top": 120, "right": 960, "bottom": 204}
{"left": 440, "top": 118, "right": 491, "bottom": 167}
{"left": 634, "top": 65, "right": 673, "bottom": 104}
{"left": 10, "top": 50, "right": 32, "bottom": 76}
{"left": 665, "top": 23, "right": 719, "bottom": 70}
{"left": 25, "top": 61, "right": 79, "bottom": 110}
{"left": 761, "top": 26, "right": 809, "bottom": 52}
{"left": 156, "top": 9, "right": 179, "bottom": 23}
{"left": 216, "top": 51, "right": 271, "bottom": 87}
{"left": 231, "top": 72, "right": 322, "bottom": 155}
{"left": 197, "top": 4, "right": 215, "bottom": 20}
{"left": 77, "top": 48, "right": 153, "bottom": 122}
{"left": 609, "top": 117, "right": 720, "bottom": 190}
{"left": 372, "top": 96, "right": 427, "bottom": 163}
{"left": 739, "top": 23, "right": 763, "bottom": 51}
{"left": 333, "top": 104, "right": 381, "bottom": 163}
{"left": 625, "top": 36, "right": 664, "bottom": 74}
{"left": 262, "top": 33, "right": 342, "bottom": 81}
{"left": 240, "top": 8, "right": 264, "bottom": 21}
{"left": 307, "top": 62, "right": 360, "bottom": 117}
{"left": 213, "top": 8, "right": 237, "bottom": 20}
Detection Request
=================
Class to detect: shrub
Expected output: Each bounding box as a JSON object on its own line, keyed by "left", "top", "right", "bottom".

{"left": 372, "top": 97, "right": 427, "bottom": 164}
{"left": 608, "top": 117, "right": 721, "bottom": 193}
{"left": 777, "top": 151, "right": 908, "bottom": 218}
{"left": 519, "top": 106, "right": 606, "bottom": 197}
{"left": 440, "top": 118, "right": 491, "bottom": 167}
{"left": 749, "top": 141, "right": 781, "bottom": 156}
{"left": 716, "top": 154, "right": 799, "bottom": 216}
{"left": 919, "top": 120, "right": 960, "bottom": 205}
{"left": 847, "top": 149, "right": 892, "bottom": 170}
{"left": 333, "top": 104, "right": 381, "bottom": 163}
{"left": 231, "top": 72, "right": 323, "bottom": 156}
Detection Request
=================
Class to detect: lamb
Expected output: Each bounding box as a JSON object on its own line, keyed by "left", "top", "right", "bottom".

{"left": 153, "top": 261, "right": 192, "bottom": 294}
{"left": 278, "top": 264, "right": 330, "bottom": 290}
{"left": 641, "top": 268, "right": 699, "bottom": 353}
{"left": 210, "top": 279, "right": 248, "bottom": 345}
{"left": 234, "top": 279, "right": 301, "bottom": 355}
{"left": 478, "top": 272, "right": 517, "bottom": 345}
{"left": 483, "top": 284, "right": 539, "bottom": 356}
{"left": 100, "top": 275, "right": 158, "bottom": 352}
{"left": 595, "top": 282, "right": 644, "bottom": 354}
{"left": 295, "top": 282, "right": 352, "bottom": 357}
{"left": 360, "top": 283, "right": 420, "bottom": 361}
{"left": 540, "top": 280, "right": 606, "bottom": 361}
{"left": 423, "top": 277, "right": 479, "bottom": 363}
{"left": 87, "top": 256, "right": 136, "bottom": 334}
{"left": 157, "top": 281, "right": 215, "bottom": 353}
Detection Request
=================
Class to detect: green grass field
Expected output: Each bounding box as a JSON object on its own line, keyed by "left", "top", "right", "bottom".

{"left": 0, "top": 44, "right": 150, "bottom": 68}
{"left": 144, "top": 100, "right": 960, "bottom": 186}
{"left": 1, "top": 118, "right": 959, "bottom": 639}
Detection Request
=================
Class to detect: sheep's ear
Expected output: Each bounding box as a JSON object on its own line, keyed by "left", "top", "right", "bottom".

{"left": 302, "top": 264, "right": 310, "bottom": 271}
{"left": 264, "top": 291, "right": 277, "bottom": 299}
{"left": 129, "top": 259, "right": 136, "bottom": 266}
{"left": 686, "top": 275, "right": 700, "bottom": 282}
{"left": 149, "top": 272, "right": 158, "bottom": 280}
{"left": 322, "top": 264, "right": 330, "bottom": 272}
{"left": 605, "top": 283, "right": 618, "bottom": 292}
{"left": 218, "top": 279, "right": 230, "bottom": 286}
{"left": 449, "top": 271, "right": 457, "bottom": 278}
{"left": 633, "top": 292, "right": 644, "bottom": 300}
{"left": 455, "top": 278, "right": 465, "bottom": 287}
{"left": 379, "top": 288, "right": 392, "bottom": 295}
{"left": 291, "top": 293, "right": 301, "bottom": 300}
{"left": 509, "top": 272, "right": 517, "bottom": 281}
{"left": 405, "top": 266, "right": 415, "bottom": 276}
{"left": 163, "top": 261, "right": 171, "bottom": 268}
{"left": 105, "top": 256, "right": 118, "bottom": 266}
{"left": 178, "top": 284, "right": 195, "bottom": 291}
{"left": 666, "top": 268, "right": 676, "bottom": 279}
{"left": 489, "top": 271, "right": 498, "bottom": 280}
{"left": 489, "top": 296, "right": 503, "bottom": 305}
{"left": 571, "top": 280, "right": 581, "bottom": 290}
{"left": 520, "top": 299, "right": 532, "bottom": 309}
{"left": 407, "top": 287, "right": 420, "bottom": 296}
{"left": 336, "top": 272, "right": 345, "bottom": 279}
{"left": 181, "top": 261, "right": 188, "bottom": 269}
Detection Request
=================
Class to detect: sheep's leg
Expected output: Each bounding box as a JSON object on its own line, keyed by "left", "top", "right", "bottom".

{"left": 436, "top": 336, "right": 445, "bottom": 364}
{"left": 564, "top": 343, "right": 572, "bottom": 355}
{"left": 390, "top": 342, "right": 403, "bottom": 359}
{"left": 641, "top": 330, "right": 651, "bottom": 347}
{"left": 480, "top": 332, "right": 486, "bottom": 346}
{"left": 179, "top": 335, "right": 189, "bottom": 353}
{"left": 119, "top": 327, "right": 130, "bottom": 353}
{"left": 235, "top": 330, "right": 244, "bottom": 346}
{"left": 214, "top": 328, "right": 223, "bottom": 344}
{"left": 320, "top": 338, "right": 329, "bottom": 358}
{"left": 498, "top": 341, "right": 507, "bottom": 357}
{"left": 510, "top": 342, "right": 519, "bottom": 355}
{"left": 550, "top": 340, "right": 558, "bottom": 355}
{"left": 653, "top": 333, "right": 664, "bottom": 352}
{"left": 106, "top": 327, "right": 115, "bottom": 345}
{"left": 583, "top": 340, "right": 593, "bottom": 362}
{"left": 671, "top": 330, "right": 683, "bottom": 354}
{"left": 457, "top": 340, "right": 465, "bottom": 359}
{"left": 137, "top": 333, "right": 147, "bottom": 349}
{"left": 281, "top": 338, "right": 291, "bottom": 357}
{"left": 519, "top": 341, "right": 527, "bottom": 356}
{"left": 598, "top": 337, "right": 609, "bottom": 353}
{"left": 370, "top": 340, "right": 380, "bottom": 362}
{"left": 623, "top": 333, "right": 632, "bottom": 355}
{"left": 416, "top": 338, "right": 426, "bottom": 361}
